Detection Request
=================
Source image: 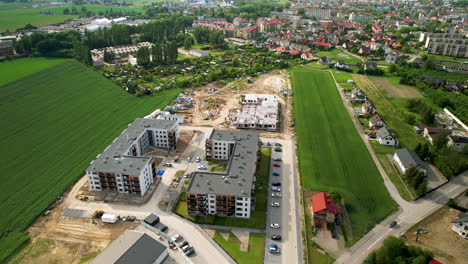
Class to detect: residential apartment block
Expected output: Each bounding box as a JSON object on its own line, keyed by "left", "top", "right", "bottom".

{"left": 86, "top": 118, "right": 179, "bottom": 197}
{"left": 421, "top": 33, "right": 468, "bottom": 58}
{"left": 234, "top": 94, "right": 280, "bottom": 132}
{"left": 349, "top": 12, "right": 374, "bottom": 23}
{"left": 186, "top": 130, "right": 260, "bottom": 218}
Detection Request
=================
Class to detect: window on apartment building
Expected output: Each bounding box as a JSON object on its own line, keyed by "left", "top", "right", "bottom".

{"left": 236, "top": 202, "right": 243, "bottom": 206}
{"left": 245, "top": 208, "right": 248, "bottom": 211}
{"left": 237, "top": 208, "right": 242, "bottom": 211}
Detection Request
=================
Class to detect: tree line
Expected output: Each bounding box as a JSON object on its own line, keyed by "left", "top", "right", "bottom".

{"left": 364, "top": 236, "right": 434, "bottom": 264}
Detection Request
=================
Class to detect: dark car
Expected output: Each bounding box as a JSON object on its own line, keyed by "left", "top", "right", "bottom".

{"left": 272, "top": 182, "right": 281, "bottom": 186}
{"left": 272, "top": 172, "right": 280, "bottom": 176}
{"left": 331, "top": 231, "right": 337, "bottom": 239}
{"left": 274, "top": 147, "right": 282, "bottom": 152}
{"left": 179, "top": 241, "right": 188, "bottom": 248}
{"left": 271, "top": 235, "right": 282, "bottom": 241}
{"left": 389, "top": 221, "right": 397, "bottom": 228}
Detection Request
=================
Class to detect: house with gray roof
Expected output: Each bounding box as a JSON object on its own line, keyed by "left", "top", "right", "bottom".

{"left": 451, "top": 212, "right": 468, "bottom": 239}
{"left": 91, "top": 230, "right": 168, "bottom": 264}
{"left": 186, "top": 129, "right": 260, "bottom": 219}
{"left": 376, "top": 127, "right": 397, "bottom": 146}
{"left": 86, "top": 118, "right": 179, "bottom": 197}
{"left": 393, "top": 148, "right": 427, "bottom": 175}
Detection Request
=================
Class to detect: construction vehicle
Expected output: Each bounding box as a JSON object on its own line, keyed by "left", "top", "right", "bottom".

{"left": 92, "top": 210, "right": 104, "bottom": 219}
{"left": 75, "top": 194, "right": 88, "bottom": 201}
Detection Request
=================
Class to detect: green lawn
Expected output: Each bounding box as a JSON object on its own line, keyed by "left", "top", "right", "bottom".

{"left": 0, "top": 57, "right": 71, "bottom": 86}
{"left": 420, "top": 51, "right": 468, "bottom": 63}
{"left": 291, "top": 68, "right": 396, "bottom": 245}
{"left": 314, "top": 49, "right": 362, "bottom": 64}
{"left": 306, "top": 61, "right": 329, "bottom": 69}
{"left": 0, "top": 60, "right": 180, "bottom": 262}
{"left": 212, "top": 231, "right": 265, "bottom": 264}
{"left": 0, "top": 4, "right": 144, "bottom": 32}
{"left": 175, "top": 147, "right": 270, "bottom": 229}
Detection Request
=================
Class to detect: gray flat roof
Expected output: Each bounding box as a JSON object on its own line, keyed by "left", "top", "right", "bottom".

{"left": 91, "top": 230, "right": 167, "bottom": 264}
{"left": 87, "top": 118, "right": 177, "bottom": 175}
{"left": 187, "top": 130, "right": 260, "bottom": 197}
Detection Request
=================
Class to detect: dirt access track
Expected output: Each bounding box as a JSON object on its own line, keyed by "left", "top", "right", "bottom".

{"left": 179, "top": 70, "right": 294, "bottom": 139}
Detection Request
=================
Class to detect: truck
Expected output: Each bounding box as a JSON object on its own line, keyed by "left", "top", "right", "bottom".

{"left": 101, "top": 214, "right": 118, "bottom": 224}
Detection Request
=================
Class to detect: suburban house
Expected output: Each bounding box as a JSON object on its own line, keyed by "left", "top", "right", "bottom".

{"left": 423, "top": 126, "right": 441, "bottom": 144}
{"left": 190, "top": 49, "right": 209, "bottom": 57}
{"left": 447, "top": 135, "right": 468, "bottom": 153}
{"left": 364, "top": 61, "right": 378, "bottom": 71}
{"left": 91, "top": 230, "right": 168, "bottom": 264}
{"left": 451, "top": 212, "right": 468, "bottom": 239}
{"left": 186, "top": 130, "right": 260, "bottom": 219}
{"left": 311, "top": 192, "right": 340, "bottom": 228}
{"left": 351, "top": 87, "right": 366, "bottom": 100}
{"left": 86, "top": 119, "right": 180, "bottom": 197}
{"left": 334, "top": 60, "right": 348, "bottom": 69}
{"left": 301, "top": 51, "right": 314, "bottom": 61}
{"left": 393, "top": 148, "right": 427, "bottom": 175}
{"left": 361, "top": 101, "right": 376, "bottom": 115}
{"left": 385, "top": 53, "right": 398, "bottom": 64}
{"left": 0, "top": 40, "right": 14, "bottom": 57}
{"left": 369, "top": 114, "right": 385, "bottom": 130}
{"left": 318, "top": 56, "right": 332, "bottom": 65}
{"left": 376, "top": 127, "right": 397, "bottom": 146}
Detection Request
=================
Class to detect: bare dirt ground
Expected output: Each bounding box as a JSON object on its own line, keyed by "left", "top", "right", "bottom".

{"left": 369, "top": 77, "right": 422, "bottom": 98}
{"left": 405, "top": 206, "right": 468, "bottom": 264}
{"left": 175, "top": 70, "right": 293, "bottom": 139}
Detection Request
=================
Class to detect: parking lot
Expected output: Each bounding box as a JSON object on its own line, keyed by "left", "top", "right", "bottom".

{"left": 263, "top": 138, "right": 302, "bottom": 264}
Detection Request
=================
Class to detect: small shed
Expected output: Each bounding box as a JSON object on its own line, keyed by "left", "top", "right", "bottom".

{"left": 102, "top": 214, "right": 118, "bottom": 224}
{"left": 144, "top": 213, "right": 160, "bottom": 226}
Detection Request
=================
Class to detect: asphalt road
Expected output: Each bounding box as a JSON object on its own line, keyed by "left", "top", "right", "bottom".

{"left": 263, "top": 138, "right": 302, "bottom": 264}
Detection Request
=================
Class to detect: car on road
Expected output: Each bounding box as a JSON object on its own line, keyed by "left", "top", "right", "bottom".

{"left": 272, "top": 172, "right": 280, "bottom": 176}
{"left": 273, "top": 157, "right": 282, "bottom": 161}
{"left": 269, "top": 244, "right": 280, "bottom": 253}
{"left": 331, "top": 231, "right": 337, "bottom": 239}
{"left": 196, "top": 156, "right": 201, "bottom": 162}
{"left": 182, "top": 244, "right": 193, "bottom": 252}
{"left": 271, "top": 202, "right": 280, "bottom": 207}
{"left": 184, "top": 172, "right": 191, "bottom": 178}
{"left": 179, "top": 241, "right": 188, "bottom": 248}
{"left": 271, "top": 187, "right": 281, "bottom": 192}
{"left": 197, "top": 163, "right": 207, "bottom": 170}
{"left": 389, "top": 221, "right": 397, "bottom": 228}
{"left": 271, "top": 235, "right": 282, "bottom": 241}
{"left": 274, "top": 147, "right": 282, "bottom": 152}
{"left": 270, "top": 223, "right": 280, "bottom": 229}
{"left": 273, "top": 163, "right": 281, "bottom": 167}
{"left": 172, "top": 234, "right": 183, "bottom": 242}
{"left": 272, "top": 182, "right": 281, "bottom": 186}
{"left": 271, "top": 192, "right": 282, "bottom": 197}
{"left": 185, "top": 248, "right": 195, "bottom": 256}
{"left": 163, "top": 162, "right": 172, "bottom": 167}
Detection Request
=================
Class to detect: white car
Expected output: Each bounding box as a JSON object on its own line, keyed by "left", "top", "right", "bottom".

{"left": 273, "top": 157, "right": 282, "bottom": 161}
{"left": 198, "top": 165, "right": 207, "bottom": 170}
{"left": 172, "top": 234, "right": 183, "bottom": 242}
{"left": 270, "top": 223, "right": 280, "bottom": 229}
{"left": 271, "top": 187, "right": 281, "bottom": 192}
{"left": 271, "top": 202, "right": 280, "bottom": 207}
{"left": 196, "top": 156, "right": 201, "bottom": 162}
{"left": 271, "top": 192, "right": 282, "bottom": 197}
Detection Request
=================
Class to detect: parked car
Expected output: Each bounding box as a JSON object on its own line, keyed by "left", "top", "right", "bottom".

{"left": 389, "top": 221, "right": 397, "bottom": 228}
{"left": 272, "top": 182, "right": 281, "bottom": 186}
{"left": 182, "top": 244, "right": 193, "bottom": 252}
{"left": 172, "top": 234, "right": 183, "bottom": 242}
{"left": 269, "top": 243, "right": 280, "bottom": 253}
{"left": 271, "top": 192, "right": 282, "bottom": 197}
{"left": 272, "top": 172, "right": 280, "bottom": 176}
{"left": 184, "top": 173, "right": 191, "bottom": 178}
{"left": 271, "top": 187, "right": 281, "bottom": 192}
{"left": 196, "top": 156, "right": 201, "bottom": 162}
{"left": 270, "top": 223, "right": 280, "bottom": 229}
{"left": 185, "top": 248, "right": 195, "bottom": 256}
{"left": 163, "top": 163, "right": 172, "bottom": 167}
{"left": 331, "top": 231, "right": 337, "bottom": 239}
{"left": 273, "top": 163, "right": 281, "bottom": 167}
{"left": 126, "top": 216, "right": 136, "bottom": 222}
{"left": 179, "top": 241, "right": 188, "bottom": 248}
{"left": 198, "top": 163, "right": 207, "bottom": 170}
{"left": 271, "top": 235, "right": 282, "bottom": 241}
{"left": 271, "top": 202, "right": 280, "bottom": 207}
{"left": 273, "top": 157, "right": 282, "bottom": 161}
{"left": 274, "top": 147, "right": 282, "bottom": 152}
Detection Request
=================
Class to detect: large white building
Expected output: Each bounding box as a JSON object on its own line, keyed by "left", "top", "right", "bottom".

{"left": 86, "top": 118, "right": 179, "bottom": 197}
{"left": 235, "top": 94, "right": 280, "bottom": 132}
{"left": 393, "top": 148, "right": 427, "bottom": 175}
{"left": 186, "top": 130, "right": 260, "bottom": 218}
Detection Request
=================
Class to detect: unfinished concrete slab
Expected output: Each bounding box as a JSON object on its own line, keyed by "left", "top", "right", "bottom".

{"left": 220, "top": 232, "right": 230, "bottom": 241}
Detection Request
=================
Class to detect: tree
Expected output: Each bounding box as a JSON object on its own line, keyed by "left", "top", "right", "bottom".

{"left": 433, "top": 129, "right": 450, "bottom": 150}
{"left": 103, "top": 49, "right": 115, "bottom": 63}
{"left": 183, "top": 35, "right": 193, "bottom": 50}
{"left": 365, "top": 237, "right": 434, "bottom": 264}
{"left": 136, "top": 46, "right": 151, "bottom": 67}
{"left": 127, "top": 82, "right": 137, "bottom": 94}
{"left": 424, "top": 59, "right": 436, "bottom": 70}
{"left": 63, "top": 8, "right": 70, "bottom": 15}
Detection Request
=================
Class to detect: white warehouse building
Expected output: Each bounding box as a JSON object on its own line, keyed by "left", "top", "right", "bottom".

{"left": 86, "top": 118, "right": 179, "bottom": 197}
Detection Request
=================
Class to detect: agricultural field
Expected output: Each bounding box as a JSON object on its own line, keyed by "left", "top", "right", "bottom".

{"left": 0, "top": 57, "right": 70, "bottom": 86}
{"left": 290, "top": 67, "right": 396, "bottom": 244}
{"left": 0, "top": 60, "right": 180, "bottom": 262}
{"left": 212, "top": 231, "right": 265, "bottom": 264}
{"left": 0, "top": 4, "right": 144, "bottom": 32}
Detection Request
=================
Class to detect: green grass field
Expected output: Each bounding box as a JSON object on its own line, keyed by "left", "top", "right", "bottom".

{"left": 0, "top": 60, "right": 179, "bottom": 262}
{"left": 175, "top": 147, "right": 270, "bottom": 229}
{"left": 291, "top": 68, "right": 396, "bottom": 244}
{"left": 0, "top": 57, "right": 71, "bottom": 86}
{"left": 313, "top": 49, "right": 362, "bottom": 64}
{"left": 0, "top": 4, "right": 144, "bottom": 32}
{"left": 212, "top": 231, "right": 265, "bottom": 264}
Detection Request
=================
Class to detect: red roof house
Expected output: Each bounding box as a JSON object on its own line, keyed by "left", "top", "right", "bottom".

{"left": 311, "top": 192, "right": 340, "bottom": 226}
